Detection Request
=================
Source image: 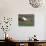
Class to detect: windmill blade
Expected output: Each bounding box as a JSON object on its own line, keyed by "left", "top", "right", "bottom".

{"left": 22, "top": 17, "right": 28, "bottom": 21}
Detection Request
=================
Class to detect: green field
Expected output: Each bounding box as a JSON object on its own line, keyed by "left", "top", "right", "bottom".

{"left": 19, "top": 20, "right": 34, "bottom": 26}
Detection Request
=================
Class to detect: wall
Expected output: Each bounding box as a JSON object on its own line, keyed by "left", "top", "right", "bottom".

{"left": 0, "top": 0, "right": 46, "bottom": 40}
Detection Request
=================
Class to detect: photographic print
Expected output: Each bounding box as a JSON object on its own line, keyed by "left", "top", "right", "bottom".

{"left": 18, "top": 14, "right": 34, "bottom": 26}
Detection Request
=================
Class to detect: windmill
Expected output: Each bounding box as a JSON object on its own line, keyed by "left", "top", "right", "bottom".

{"left": 22, "top": 17, "right": 28, "bottom": 21}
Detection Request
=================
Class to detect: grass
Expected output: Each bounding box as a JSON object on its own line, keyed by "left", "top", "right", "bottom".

{"left": 18, "top": 21, "right": 34, "bottom": 26}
